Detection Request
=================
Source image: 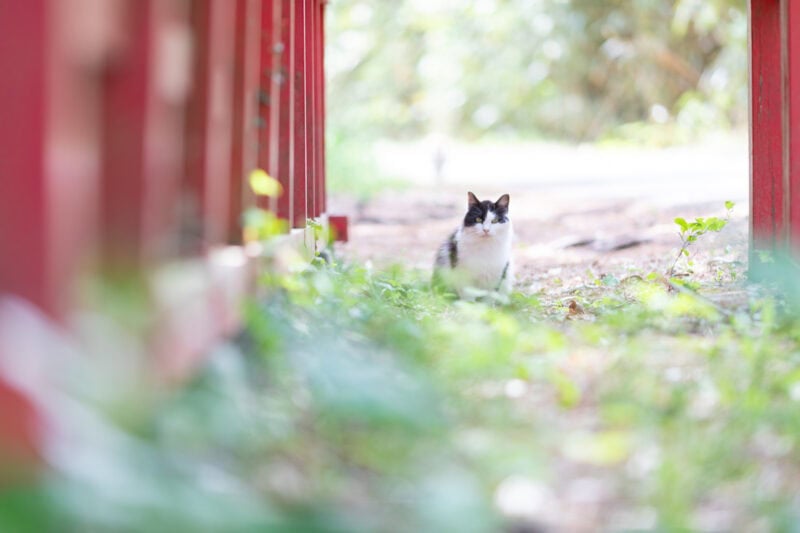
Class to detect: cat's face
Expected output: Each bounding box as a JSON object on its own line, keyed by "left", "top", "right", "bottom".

{"left": 463, "top": 192, "right": 511, "bottom": 238}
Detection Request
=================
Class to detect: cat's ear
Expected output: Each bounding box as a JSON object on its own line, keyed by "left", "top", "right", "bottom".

{"left": 467, "top": 191, "right": 480, "bottom": 207}
{"left": 495, "top": 194, "right": 510, "bottom": 210}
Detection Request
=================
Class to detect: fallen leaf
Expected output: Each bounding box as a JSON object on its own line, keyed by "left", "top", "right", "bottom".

{"left": 567, "top": 300, "right": 585, "bottom": 317}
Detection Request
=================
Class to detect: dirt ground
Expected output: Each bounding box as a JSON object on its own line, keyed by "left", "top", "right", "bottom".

{"left": 329, "top": 187, "right": 749, "bottom": 290}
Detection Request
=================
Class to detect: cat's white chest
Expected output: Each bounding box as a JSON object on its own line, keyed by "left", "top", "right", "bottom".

{"left": 456, "top": 224, "right": 513, "bottom": 290}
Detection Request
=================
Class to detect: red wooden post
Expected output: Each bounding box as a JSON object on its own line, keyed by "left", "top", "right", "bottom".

{"left": 0, "top": 1, "right": 51, "bottom": 314}
{"left": 256, "top": 0, "right": 327, "bottom": 231}
{"left": 787, "top": 0, "right": 800, "bottom": 253}
{"left": 229, "top": 0, "right": 263, "bottom": 243}
{"left": 0, "top": 378, "right": 40, "bottom": 481}
{"left": 750, "top": 0, "right": 785, "bottom": 252}
{"left": 1, "top": 0, "right": 125, "bottom": 316}
{"left": 307, "top": 0, "right": 319, "bottom": 220}
{"left": 750, "top": 0, "right": 800, "bottom": 257}
{"left": 102, "top": 0, "right": 191, "bottom": 266}
{"left": 275, "top": 0, "right": 296, "bottom": 222}
{"left": 317, "top": 0, "right": 328, "bottom": 214}
{"left": 328, "top": 215, "right": 349, "bottom": 242}
{"left": 256, "top": 0, "right": 282, "bottom": 212}
{"left": 0, "top": 0, "right": 127, "bottom": 474}
{"left": 184, "top": 0, "right": 237, "bottom": 249}
{"left": 292, "top": 0, "right": 309, "bottom": 228}
{"left": 0, "top": 2, "right": 50, "bottom": 474}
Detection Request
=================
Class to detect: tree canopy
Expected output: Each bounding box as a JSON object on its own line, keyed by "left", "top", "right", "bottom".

{"left": 326, "top": 0, "right": 747, "bottom": 143}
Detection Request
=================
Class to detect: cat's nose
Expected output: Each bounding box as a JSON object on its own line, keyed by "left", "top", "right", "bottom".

{"left": 482, "top": 228, "right": 490, "bottom": 234}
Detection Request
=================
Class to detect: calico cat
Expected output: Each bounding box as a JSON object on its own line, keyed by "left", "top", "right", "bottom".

{"left": 434, "top": 192, "right": 514, "bottom": 297}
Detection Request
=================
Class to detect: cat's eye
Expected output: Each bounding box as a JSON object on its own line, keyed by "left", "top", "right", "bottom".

{"left": 476, "top": 217, "right": 483, "bottom": 223}
{"left": 491, "top": 219, "right": 498, "bottom": 224}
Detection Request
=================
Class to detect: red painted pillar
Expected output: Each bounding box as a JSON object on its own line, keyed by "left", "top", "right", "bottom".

{"left": 307, "top": 0, "right": 319, "bottom": 220}
{"left": 312, "top": 0, "right": 326, "bottom": 218}
{"left": 0, "top": 5, "right": 62, "bottom": 468}
{"left": 229, "top": 0, "right": 263, "bottom": 243}
{"left": 750, "top": 0, "right": 785, "bottom": 252}
{"left": 305, "top": 0, "right": 327, "bottom": 220}
{"left": 102, "top": 0, "right": 191, "bottom": 266}
{"left": 257, "top": 0, "right": 275, "bottom": 210}
{"left": 0, "top": 379, "right": 40, "bottom": 481}
{"left": 184, "top": 0, "right": 237, "bottom": 250}
{"left": 750, "top": 0, "right": 800, "bottom": 257}
{"left": 0, "top": 0, "right": 122, "bottom": 317}
{"left": 255, "top": 0, "right": 326, "bottom": 231}
{"left": 292, "top": 0, "right": 309, "bottom": 228}
{"left": 0, "top": 1, "right": 51, "bottom": 313}
{"left": 275, "top": 0, "right": 296, "bottom": 223}
{"left": 0, "top": 0, "right": 125, "bottom": 476}
{"left": 787, "top": 0, "right": 800, "bottom": 253}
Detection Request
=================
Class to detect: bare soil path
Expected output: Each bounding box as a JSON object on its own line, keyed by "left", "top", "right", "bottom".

{"left": 330, "top": 187, "right": 748, "bottom": 290}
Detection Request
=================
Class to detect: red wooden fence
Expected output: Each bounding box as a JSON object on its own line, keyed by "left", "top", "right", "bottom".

{"left": 0, "top": 0, "right": 328, "bottom": 321}
{"left": 0, "top": 0, "right": 329, "bottom": 475}
{"left": 3, "top": 0, "right": 796, "bottom": 482}
{"left": 750, "top": 0, "right": 800, "bottom": 256}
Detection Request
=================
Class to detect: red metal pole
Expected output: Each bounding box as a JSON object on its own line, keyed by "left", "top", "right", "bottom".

{"left": 750, "top": 0, "right": 786, "bottom": 252}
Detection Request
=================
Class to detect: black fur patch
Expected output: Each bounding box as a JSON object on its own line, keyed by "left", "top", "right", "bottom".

{"left": 464, "top": 200, "right": 509, "bottom": 227}
{"left": 448, "top": 232, "right": 458, "bottom": 267}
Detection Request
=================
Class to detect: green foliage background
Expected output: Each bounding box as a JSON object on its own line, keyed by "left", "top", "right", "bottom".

{"left": 327, "top": 0, "right": 747, "bottom": 143}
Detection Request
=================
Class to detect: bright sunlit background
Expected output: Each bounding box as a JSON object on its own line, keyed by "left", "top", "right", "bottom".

{"left": 326, "top": 0, "right": 747, "bottom": 199}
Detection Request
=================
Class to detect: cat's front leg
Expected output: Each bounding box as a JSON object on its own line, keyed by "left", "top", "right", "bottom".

{"left": 498, "top": 261, "right": 514, "bottom": 294}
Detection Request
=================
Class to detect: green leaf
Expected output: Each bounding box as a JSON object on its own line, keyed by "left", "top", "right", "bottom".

{"left": 564, "top": 431, "right": 633, "bottom": 466}
{"left": 725, "top": 200, "right": 735, "bottom": 211}
{"left": 249, "top": 169, "right": 283, "bottom": 197}
{"left": 674, "top": 217, "right": 689, "bottom": 232}
{"left": 551, "top": 371, "right": 581, "bottom": 408}
{"left": 707, "top": 218, "right": 727, "bottom": 232}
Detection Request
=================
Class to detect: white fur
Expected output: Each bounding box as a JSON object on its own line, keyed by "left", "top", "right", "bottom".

{"left": 453, "top": 210, "right": 514, "bottom": 295}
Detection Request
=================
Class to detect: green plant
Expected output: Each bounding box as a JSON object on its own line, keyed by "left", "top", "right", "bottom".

{"left": 12, "top": 225, "right": 800, "bottom": 531}
{"left": 669, "top": 200, "right": 734, "bottom": 276}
